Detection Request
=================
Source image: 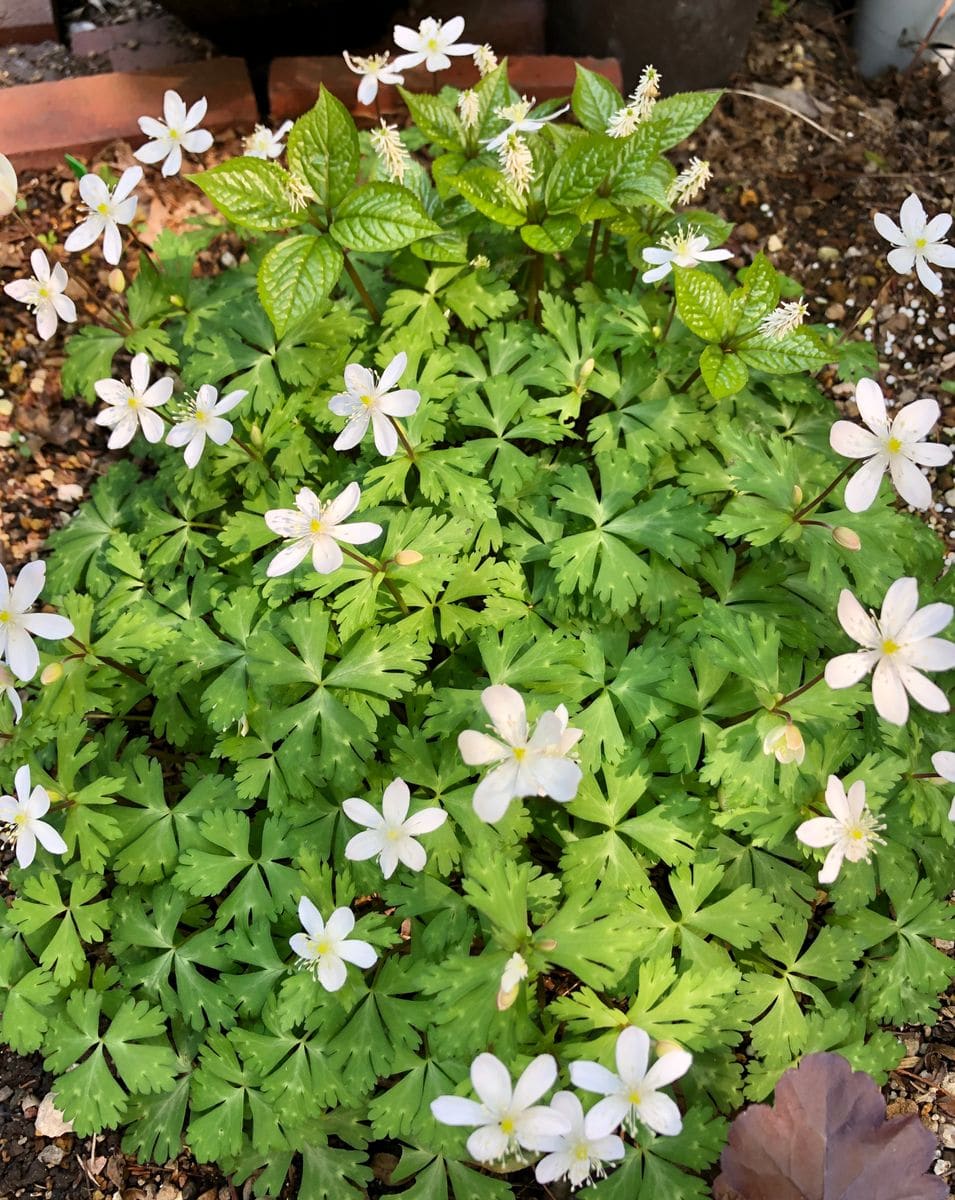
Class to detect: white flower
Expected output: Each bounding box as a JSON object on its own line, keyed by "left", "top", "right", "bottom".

{"left": 166, "top": 384, "right": 246, "bottom": 468}
{"left": 289, "top": 897, "right": 377, "bottom": 992}
{"left": 3, "top": 248, "right": 76, "bottom": 340}
{"left": 534, "top": 1091, "right": 626, "bottom": 1189}
{"left": 825, "top": 578, "right": 954, "bottom": 725}
{"left": 94, "top": 352, "right": 172, "bottom": 449}
{"left": 874, "top": 192, "right": 954, "bottom": 296}
{"left": 458, "top": 684, "right": 583, "bottom": 823}
{"left": 667, "top": 157, "right": 712, "bottom": 206}
{"left": 931, "top": 751, "right": 955, "bottom": 822}
{"left": 829, "top": 378, "right": 951, "bottom": 512}
{"left": 0, "top": 765, "right": 67, "bottom": 870}
{"left": 0, "top": 561, "right": 74, "bottom": 683}
{"left": 264, "top": 482, "right": 382, "bottom": 577}
{"left": 796, "top": 775, "right": 885, "bottom": 884}
{"left": 64, "top": 167, "right": 142, "bottom": 265}
{"left": 762, "top": 720, "right": 805, "bottom": 766}
{"left": 0, "top": 152, "right": 17, "bottom": 216}
{"left": 758, "top": 297, "right": 809, "bottom": 339}
{"left": 431, "top": 1053, "right": 570, "bottom": 1162}
{"left": 135, "top": 90, "right": 214, "bottom": 177}
{"left": 607, "top": 65, "right": 661, "bottom": 138}
{"left": 483, "top": 97, "right": 569, "bottom": 153}
{"left": 0, "top": 663, "right": 22, "bottom": 723}
{"left": 343, "top": 777, "right": 446, "bottom": 880}
{"left": 243, "top": 121, "right": 293, "bottom": 160}
{"left": 342, "top": 51, "right": 404, "bottom": 106}
{"left": 473, "top": 44, "right": 498, "bottom": 76}
{"left": 458, "top": 88, "right": 480, "bottom": 131}
{"left": 498, "top": 133, "right": 534, "bottom": 198}
{"left": 392, "top": 15, "right": 476, "bottom": 72}
{"left": 285, "top": 172, "right": 316, "bottom": 212}
{"left": 497, "top": 951, "right": 529, "bottom": 1011}
{"left": 570, "top": 1026, "right": 693, "bottom": 1138}
{"left": 641, "top": 227, "right": 732, "bottom": 283}
{"left": 369, "top": 120, "right": 411, "bottom": 184}
{"left": 328, "top": 351, "right": 420, "bottom": 456}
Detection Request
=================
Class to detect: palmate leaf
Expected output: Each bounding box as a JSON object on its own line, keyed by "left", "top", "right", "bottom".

{"left": 0, "top": 938, "right": 59, "bottom": 1053}
{"left": 9, "top": 872, "right": 110, "bottom": 985}
{"left": 536, "top": 885, "right": 648, "bottom": 990}
{"left": 592, "top": 1106, "right": 727, "bottom": 1199}
{"left": 187, "top": 1031, "right": 285, "bottom": 1160}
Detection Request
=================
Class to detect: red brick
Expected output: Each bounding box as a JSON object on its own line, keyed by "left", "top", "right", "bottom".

{"left": 0, "top": 57, "right": 257, "bottom": 170}
{"left": 0, "top": 0, "right": 57, "bottom": 47}
{"left": 269, "top": 54, "right": 622, "bottom": 124}
{"left": 70, "top": 14, "right": 213, "bottom": 73}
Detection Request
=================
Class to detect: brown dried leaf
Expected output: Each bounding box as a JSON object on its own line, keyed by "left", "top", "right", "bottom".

{"left": 714, "top": 1052, "right": 947, "bottom": 1200}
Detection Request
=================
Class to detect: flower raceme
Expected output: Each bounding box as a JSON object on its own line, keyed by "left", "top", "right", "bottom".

{"left": 165, "top": 384, "right": 247, "bottom": 468}
{"left": 392, "top": 15, "right": 475, "bottom": 72}
{"left": 570, "top": 1026, "right": 693, "bottom": 1138}
{"left": 3, "top": 249, "right": 76, "bottom": 340}
{"left": 0, "top": 561, "right": 74, "bottom": 683}
{"left": 796, "top": 775, "right": 884, "bottom": 884}
{"left": 0, "top": 764, "right": 67, "bottom": 870}
{"left": 825, "top": 578, "right": 954, "bottom": 725}
{"left": 458, "top": 684, "right": 583, "bottom": 823}
{"left": 289, "top": 897, "right": 377, "bottom": 992}
{"left": 606, "top": 65, "right": 661, "bottom": 138}
{"left": 483, "top": 97, "right": 569, "bottom": 153}
{"left": 874, "top": 192, "right": 954, "bottom": 296}
{"left": 642, "top": 228, "right": 733, "bottom": 283}
{"left": 328, "top": 351, "right": 420, "bottom": 456}
{"left": 342, "top": 52, "right": 404, "bottom": 106}
{"left": 264, "top": 482, "right": 383, "bottom": 577}
{"left": 829, "top": 378, "right": 951, "bottom": 512}
{"left": 134, "top": 90, "right": 213, "bottom": 177}
{"left": 242, "top": 121, "right": 293, "bottom": 160}
{"left": 430, "top": 1053, "right": 570, "bottom": 1163}
{"left": 342, "top": 777, "right": 446, "bottom": 880}
{"left": 534, "top": 1092, "right": 626, "bottom": 1189}
{"left": 94, "top": 352, "right": 173, "bottom": 449}
{"left": 64, "top": 167, "right": 142, "bottom": 266}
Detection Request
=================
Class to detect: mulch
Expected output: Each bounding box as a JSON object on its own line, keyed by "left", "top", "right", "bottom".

{"left": 0, "top": 1, "right": 953, "bottom": 1197}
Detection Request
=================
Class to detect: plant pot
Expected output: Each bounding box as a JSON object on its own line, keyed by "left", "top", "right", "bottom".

{"left": 854, "top": 0, "right": 955, "bottom": 76}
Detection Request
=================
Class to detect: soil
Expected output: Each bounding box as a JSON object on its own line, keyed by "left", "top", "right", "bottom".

{"left": 0, "top": 1, "right": 953, "bottom": 1197}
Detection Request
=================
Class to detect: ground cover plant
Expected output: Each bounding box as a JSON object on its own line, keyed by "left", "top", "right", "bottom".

{"left": 0, "top": 23, "right": 954, "bottom": 1198}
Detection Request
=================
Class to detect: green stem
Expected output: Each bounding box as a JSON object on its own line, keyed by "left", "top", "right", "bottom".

{"left": 388, "top": 415, "right": 416, "bottom": 462}
{"left": 660, "top": 295, "right": 677, "bottom": 342}
{"left": 793, "top": 463, "right": 854, "bottom": 520}
{"left": 526, "top": 252, "right": 544, "bottom": 322}
{"left": 343, "top": 255, "right": 381, "bottom": 322}
{"left": 584, "top": 219, "right": 601, "bottom": 282}
{"left": 68, "top": 636, "right": 146, "bottom": 684}
{"left": 340, "top": 546, "right": 410, "bottom": 615}
{"left": 231, "top": 434, "right": 271, "bottom": 476}
{"left": 722, "top": 670, "right": 826, "bottom": 729}
{"left": 128, "top": 225, "right": 163, "bottom": 274}
{"left": 674, "top": 365, "right": 702, "bottom": 395}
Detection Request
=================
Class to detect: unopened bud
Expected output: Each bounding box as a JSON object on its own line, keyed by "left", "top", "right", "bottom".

{"left": 40, "top": 662, "right": 63, "bottom": 684}
{"left": 394, "top": 549, "right": 423, "bottom": 566}
{"left": 107, "top": 268, "right": 126, "bottom": 293}
{"left": 250, "top": 423, "right": 264, "bottom": 448}
{"left": 855, "top": 305, "right": 875, "bottom": 328}
{"left": 577, "top": 357, "right": 596, "bottom": 391}
{"left": 496, "top": 985, "right": 519, "bottom": 1011}
{"left": 762, "top": 719, "right": 806, "bottom": 766}
{"left": 169, "top": 293, "right": 185, "bottom": 308}
{"left": 654, "top": 1038, "right": 685, "bottom": 1057}
{"left": 791, "top": 484, "right": 803, "bottom": 506}
{"left": 537, "top": 938, "right": 557, "bottom": 952}
{"left": 832, "top": 526, "right": 861, "bottom": 551}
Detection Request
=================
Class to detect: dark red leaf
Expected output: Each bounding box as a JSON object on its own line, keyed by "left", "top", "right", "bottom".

{"left": 713, "top": 1052, "right": 947, "bottom": 1200}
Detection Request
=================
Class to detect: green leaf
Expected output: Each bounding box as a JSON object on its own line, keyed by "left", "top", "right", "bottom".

{"left": 0, "top": 939, "right": 58, "bottom": 1054}
{"left": 674, "top": 267, "right": 730, "bottom": 342}
{"left": 448, "top": 166, "right": 527, "bottom": 227}
{"left": 61, "top": 326, "right": 124, "bottom": 401}
{"left": 191, "top": 158, "right": 299, "bottom": 230}
{"left": 649, "top": 90, "right": 722, "bottom": 149}
{"left": 287, "top": 86, "right": 360, "bottom": 208}
{"left": 545, "top": 136, "right": 616, "bottom": 214}
{"left": 520, "top": 215, "right": 582, "bottom": 253}
{"left": 572, "top": 64, "right": 624, "bottom": 132}
{"left": 9, "top": 873, "right": 110, "bottom": 985}
{"left": 399, "top": 89, "right": 466, "bottom": 153}
{"left": 737, "top": 328, "right": 830, "bottom": 374}
{"left": 700, "top": 344, "right": 749, "bottom": 399}
{"left": 257, "top": 234, "right": 343, "bottom": 337}
{"left": 331, "top": 182, "right": 441, "bottom": 251}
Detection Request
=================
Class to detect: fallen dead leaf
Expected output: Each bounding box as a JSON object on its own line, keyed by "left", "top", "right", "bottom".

{"left": 34, "top": 1092, "right": 72, "bottom": 1135}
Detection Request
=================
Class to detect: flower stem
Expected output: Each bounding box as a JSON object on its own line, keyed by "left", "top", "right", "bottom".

{"left": 342, "top": 255, "right": 381, "bottom": 322}
{"left": 584, "top": 219, "right": 601, "bottom": 282}
{"left": 674, "top": 365, "right": 702, "bottom": 395}
{"left": 793, "top": 462, "right": 854, "bottom": 520}
{"left": 660, "top": 295, "right": 677, "bottom": 342}
{"left": 340, "top": 546, "right": 410, "bottom": 615}
{"left": 127, "top": 225, "right": 163, "bottom": 274}
{"left": 722, "top": 670, "right": 825, "bottom": 729}
{"left": 231, "top": 433, "right": 272, "bottom": 477}
{"left": 527, "top": 252, "right": 544, "bottom": 322}
{"left": 388, "top": 415, "right": 416, "bottom": 461}
{"left": 68, "top": 636, "right": 146, "bottom": 684}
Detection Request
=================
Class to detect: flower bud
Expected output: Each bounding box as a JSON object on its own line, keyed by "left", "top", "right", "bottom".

{"left": 762, "top": 720, "right": 806, "bottom": 766}
{"left": 250, "top": 423, "right": 264, "bottom": 448}
{"left": 536, "top": 938, "right": 558, "bottom": 952}
{"left": 577, "top": 357, "right": 596, "bottom": 391}
{"left": 107, "top": 268, "right": 126, "bottom": 294}
{"left": 654, "top": 1038, "right": 685, "bottom": 1057}
{"left": 40, "top": 662, "right": 63, "bottom": 685}
{"left": 832, "top": 526, "right": 861, "bottom": 551}
{"left": 791, "top": 484, "right": 803, "bottom": 506}
{"left": 0, "top": 153, "right": 18, "bottom": 217}
{"left": 394, "top": 549, "right": 423, "bottom": 566}
{"left": 496, "top": 952, "right": 528, "bottom": 1010}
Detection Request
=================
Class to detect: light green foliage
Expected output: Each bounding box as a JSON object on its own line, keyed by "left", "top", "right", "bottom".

{"left": 2, "top": 54, "right": 952, "bottom": 1200}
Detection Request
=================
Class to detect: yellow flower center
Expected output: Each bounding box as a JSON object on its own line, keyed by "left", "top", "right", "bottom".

{"left": 309, "top": 518, "right": 324, "bottom": 534}
{"left": 386, "top": 828, "right": 400, "bottom": 841}
{"left": 37, "top": 285, "right": 50, "bottom": 299}
{"left": 0, "top": 611, "right": 9, "bottom": 623}
{"left": 628, "top": 1089, "right": 642, "bottom": 1105}
{"left": 887, "top": 436, "right": 902, "bottom": 454}
{"left": 309, "top": 937, "right": 331, "bottom": 956}
{"left": 915, "top": 236, "right": 927, "bottom": 250}
{"left": 14, "top": 812, "right": 27, "bottom": 827}
{"left": 169, "top": 128, "right": 181, "bottom": 141}
{"left": 127, "top": 396, "right": 140, "bottom": 409}
{"left": 427, "top": 37, "right": 439, "bottom": 50}
{"left": 195, "top": 410, "right": 209, "bottom": 424}
{"left": 512, "top": 746, "right": 526, "bottom": 761}
{"left": 881, "top": 639, "right": 900, "bottom": 655}
{"left": 360, "top": 394, "right": 374, "bottom": 407}
{"left": 500, "top": 1117, "right": 515, "bottom": 1134}
{"left": 574, "top": 1144, "right": 590, "bottom": 1161}
{"left": 97, "top": 202, "right": 110, "bottom": 215}
{"left": 850, "top": 828, "right": 864, "bottom": 840}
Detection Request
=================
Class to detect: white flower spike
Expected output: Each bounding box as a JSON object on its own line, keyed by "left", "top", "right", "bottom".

{"left": 796, "top": 775, "right": 885, "bottom": 884}
{"left": 667, "top": 157, "right": 712, "bottom": 206}
{"left": 94, "top": 353, "right": 173, "bottom": 449}
{"left": 483, "top": 97, "right": 569, "bottom": 153}
{"left": 931, "top": 751, "right": 955, "bottom": 822}
{"left": 0, "top": 663, "right": 22, "bottom": 724}
{"left": 607, "top": 65, "right": 661, "bottom": 138}
{"left": 534, "top": 1092, "right": 626, "bottom": 1189}
{"left": 829, "top": 378, "right": 951, "bottom": 512}
{"left": 135, "top": 90, "right": 214, "bottom": 177}
{"left": 343, "top": 778, "right": 446, "bottom": 880}
{"left": 0, "top": 561, "right": 74, "bottom": 683}
{"left": 874, "top": 192, "right": 954, "bottom": 296}
{"left": 64, "top": 167, "right": 142, "bottom": 266}
{"left": 758, "top": 297, "right": 809, "bottom": 340}
{"left": 369, "top": 121, "right": 411, "bottom": 184}
{"left": 166, "top": 384, "right": 247, "bottom": 468}
{"left": 458, "top": 684, "right": 583, "bottom": 823}
{"left": 0, "top": 153, "right": 17, "bottom": 216}
{"left": 3, "top": 248, "right": 77, "bottom": 340}
{"left": 243, "top": 121, "right": 293, "bottom": 160}
{"left": 473, "top": 44, "right": 498, "bottom": 76}
{"left": 342, "top": 52, "right": 405, "bottom": 106}
{"left": 498, "top": 133, "right": 534, "bottom": 198}
{"left": 642, "top": 228, "right": 732, "bottom": 283}
{"left": 328, "top": 351, "right": 420, "bottom": 456}
{"left": 825, "top": 578, "right": 954, "bottom": 725}
{"left": 392, "top": 16, "right": 476, "bottom": 72}
{"left": 431, "top": 1053, "right": 570, "bottom": 1163}
{"left": 571, "top": 1027, "right": 692, "bottom": 1138}
{"left": 264, "top": 482, "right": 382, "bottom": 577}
{"left": 289, "top": 897, "right": 377, "bottom": 992}
{"left": 0, "top": 765, "right": 67, "bottom": 870}
{"left": 762, "top": 720, "right": 805, "bottom": 766}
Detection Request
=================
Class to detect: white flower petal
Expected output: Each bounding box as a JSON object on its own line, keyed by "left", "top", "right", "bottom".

{"left": 871, "top": 657, "right": 909, "bottom": 725}
{"left": 880, "top": 577, "right": 920, "bottom": 637}
{"left": 471, "top": 1053, "right": 512, "bottom": 1112}
{"left": 512, "top": 1054, "right": 557, "bottom": 1111}
{"left": 615, "top": 1026, "right": 650, "bottom": 1084}
{"left": 796, "top": 816, "right": 843, "bottom": 848}
{"left": 635, "top": 1091, "right": 683, "bottom": 1136}
{"left": 836, "top": 590, "right": 879, "bottom": 647}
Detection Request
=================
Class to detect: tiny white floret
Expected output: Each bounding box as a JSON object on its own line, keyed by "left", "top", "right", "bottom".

{"left": 874, "top": 193, "right": 954, "bottom": 296}
{"left": 3, "top": 249, "right": 76, "bottom": 340}
{"left": 243, "top": 121, "right": 293, "bottom": 160}
{"left": 135, "top": 90, "right": 214, "bottom": 177}
{"left": 392, "top": 15, "right": 476, "bottom": 73}
{"left": 328, "top": 351, "right": 420, "bottom": 457}
{"left": 94, "top": 352, "right": 173, "bottom": 449}
{"left": 343, "top": 777, "right": 446, "bottom": 880}
{"left": 64, "top": 167, "right": 142, "bottom": 266}
{"left": 642, "top": 227, "right": 732, "bottom": 283}
{"left": 264, "top": 482, "right": 382, "bottom": 577}
{"left": 0, "top": 764, "right": 67, "bottom": 869}
{"left": 166, "top": 384, "right": 246, "bottom": 468}
{"left": 289, "top": 897, "right": 377, "bottom": 992}
{"left": 796, "top": 775, "right": 885, "bottom": 884}
{"left": 0, "top": 561, "right": 74, "bottom": 683}
{"left": 342, "top": 52, "right": 405, "bottom": 105}
{"left": 534, "top": 1091, "right": 626, "bottom": 1189}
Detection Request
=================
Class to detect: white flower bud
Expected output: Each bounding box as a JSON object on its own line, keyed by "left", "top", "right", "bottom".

{"left": 832, "top": 526, "right": 862, "bottom": 551}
